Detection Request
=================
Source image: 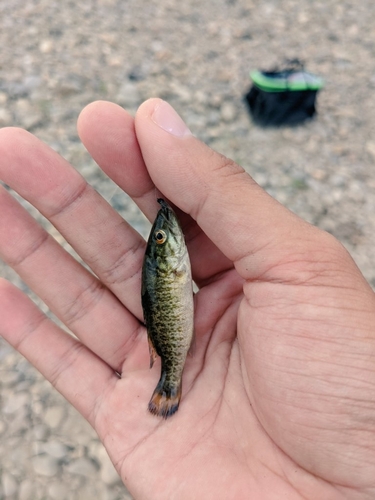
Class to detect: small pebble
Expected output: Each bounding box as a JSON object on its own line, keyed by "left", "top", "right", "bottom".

{"left": 0, "top": 370, "right": 22, "bottom": 387}
{"left": 42, "top": 440, "right": 70, "bottom": 459}
{"left": 97, "top": 447, "right": 121, "bottom": 486}
{"left": 44, "top": 406, "right": 65, "bottom": 429}
{"left": 0, "top": 420, "right": 7, "bottom": 435}
{"left": 19, "top": 479, "right": 35, "bottom": 500}
{"left": 64, "top": 457, "right": 98, "bottom": 477}
{"left": 0, "top": 91, "right": 8, "bottom": 104}
{"left": 2, "top": 392, "right": 30, "bottom": 414}
{"left": 220, "top": 102, "right": 237, "bottom": 122}
{"left": 39, "top": 39, "right": 53, "bottom": 53}
{"left": 33, "top": 423, "right": 49, "bottom": 440}
{"left": 31, "top": 455, "right": 59, "bottom": 477}
{"left": 2, "top": 472, "right": 17, "bottom": 497}
{"left": 116, "top": 82, "right": 140, "bottom": 108}
{"left": 47, "top": 481, "right": 69, "bottom": 500}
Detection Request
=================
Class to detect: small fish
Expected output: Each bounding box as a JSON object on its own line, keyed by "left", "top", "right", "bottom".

{"left": 141, "top": 198, "right": 194, "bottom": 419}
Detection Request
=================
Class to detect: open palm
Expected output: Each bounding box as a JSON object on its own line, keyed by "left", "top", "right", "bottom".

{"left": 1, "top": 99, "right": 375, "bottom": 500}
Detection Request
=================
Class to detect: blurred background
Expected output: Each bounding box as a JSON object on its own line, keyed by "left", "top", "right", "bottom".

{"left": 1, "top": 0, "right": 375, "bottom": 498}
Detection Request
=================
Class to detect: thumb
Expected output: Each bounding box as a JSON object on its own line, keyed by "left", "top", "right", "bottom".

{"left": 135, "top": 99, "right": 338, "bottom": 283}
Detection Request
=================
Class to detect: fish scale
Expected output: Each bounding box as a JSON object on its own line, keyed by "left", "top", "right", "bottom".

{"left": 141, "top": 198, "right": 194, "bottom": 419}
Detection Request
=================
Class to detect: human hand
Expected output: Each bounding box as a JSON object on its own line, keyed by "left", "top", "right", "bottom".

{"left": 1, "top": 99, "right": 375, "bottom": 500}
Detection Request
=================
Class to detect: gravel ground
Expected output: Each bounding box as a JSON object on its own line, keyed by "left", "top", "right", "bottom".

{"left": 1, "top": 0, "right": 375, "bottom": 498}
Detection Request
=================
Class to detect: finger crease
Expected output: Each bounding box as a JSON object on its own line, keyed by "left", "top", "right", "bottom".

{"left": 49, "top": 341, "right": 87, "bottom": 391}
{"left": 101, "top": 238, "right": 145, "bottom": 286}
{"left": 62, "top": 278, "right": 106, "bottom": 326}
{"left": 10, "top": 231, "right": 49, "bottom": 267}
{"left": 12, "top": 311, "right": 49, "bottom": 352}
{"left": 47, "top": 179, "right": 89, "bottom": 219}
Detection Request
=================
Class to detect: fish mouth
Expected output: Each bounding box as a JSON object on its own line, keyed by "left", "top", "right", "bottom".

{"left": 157, "top": 199, "right": 183, "bottom": 241}
{"left": 157, "top": 198, "right": 175, "bottom": 224}
{"left": 157, "top": 198, "right": 170, "bottom": 211}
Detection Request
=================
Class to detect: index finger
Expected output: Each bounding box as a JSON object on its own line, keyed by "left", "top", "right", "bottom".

{"left": 77, "top": 101, "right": 233, "bottom": 286}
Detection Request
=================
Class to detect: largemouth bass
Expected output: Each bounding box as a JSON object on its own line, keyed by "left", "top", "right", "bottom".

{"left": 141, "top": 198, "right": 194, "bottom": 419}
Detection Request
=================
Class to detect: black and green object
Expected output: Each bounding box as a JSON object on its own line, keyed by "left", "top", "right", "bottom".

{"left": 245, "top": 61, "right": 324, "bottom": 127}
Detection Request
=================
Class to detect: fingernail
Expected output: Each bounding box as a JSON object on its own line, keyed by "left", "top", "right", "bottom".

{"left": 152, "top": 100, "right": 191, "bottom": 137}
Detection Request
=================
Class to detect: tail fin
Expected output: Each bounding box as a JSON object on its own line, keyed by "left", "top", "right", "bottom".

{"left": 148, "top": 376, "right": 182, "bottom": 419}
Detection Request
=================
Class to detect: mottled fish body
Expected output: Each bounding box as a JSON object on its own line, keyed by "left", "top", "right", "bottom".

{"left": 141, "top": 199, "right": 194, "bottom": 419}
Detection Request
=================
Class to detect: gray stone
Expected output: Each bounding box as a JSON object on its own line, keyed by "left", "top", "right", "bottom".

{"left": 18, "top": 479, "right": 35, "bottom": 500}
{"left": 39, "top": 39, "right": 54, "bottom": 54}
{"left": 5, "top": 76, "right": 42, "bottom": 98}
{"left": 44, "top": 405, "right": 65, "bottom": 429}
{"left": 31, "top": 455, "right": 59, "bottom": 477}
{"left": 64, "top": 457, "right": 98, "bottom": 477}
{"left": 220, "top": 102, "right": 237, "bottom": 122}
{"left": 2, "top": 392, "right": 30, "bottom": 414}
{"left": 32, "top": 423, "right": 49, "bottom": 440}
{"left": 57, "top": 74, "right": 85, "bottom": 96}
{"left": 47, "top": 481, "right": 69, "bottom": 500}
{"left": 97, "top": 447, "right": 121, "bottom": 486}
{"left": 366, "top": 141, "right": 375, "bottom": 159}
{"left": 22, "top": 111, "right": 45, "bottom": 131}
{"left": 42, "top": 440, "right": 70, "bottom": 459}
{"left": 0, "top": 108, "right": 12, "bottom": 126}
{"left": 115, "top": 82, "right": 140, "bottom": 108}
{"left": 0, "top": 420, "right": 7, "bottom": 435}
{"left": 2, "top": 472, "right": 17, "bottom": 497}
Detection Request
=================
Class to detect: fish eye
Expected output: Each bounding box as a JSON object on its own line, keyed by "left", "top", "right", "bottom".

{"left": 154, "top": 229, "right": 167, "bottom": 244}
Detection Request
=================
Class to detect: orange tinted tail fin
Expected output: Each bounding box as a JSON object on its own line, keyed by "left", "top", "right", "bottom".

{"left": 148, "top": 378, "right": 182, "bottom": 419}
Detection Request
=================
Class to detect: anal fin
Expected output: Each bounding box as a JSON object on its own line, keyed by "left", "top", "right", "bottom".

{"left": 148, "top": 336, "right": 158, "bottom": 369}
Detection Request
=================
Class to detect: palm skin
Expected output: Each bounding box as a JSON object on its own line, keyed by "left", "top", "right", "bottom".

{"left": 0, "top": 99, "right": 375, "bottom": 500}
